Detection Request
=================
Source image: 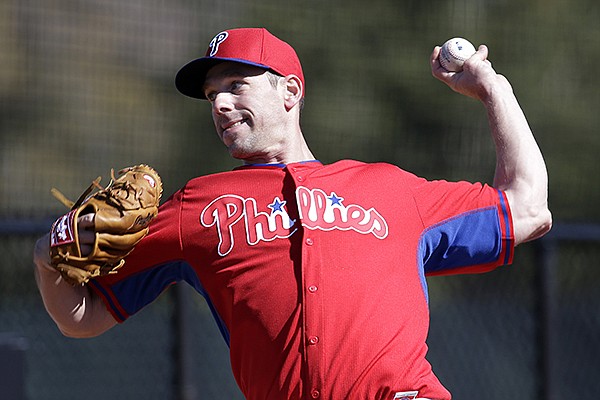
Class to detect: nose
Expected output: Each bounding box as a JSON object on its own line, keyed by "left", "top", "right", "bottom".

{"left": 212, "top": 91, "right": 235, "bottom": 115}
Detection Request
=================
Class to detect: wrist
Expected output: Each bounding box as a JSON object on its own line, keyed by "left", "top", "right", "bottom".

{"left": 480, "top": 74, "right": 513, "bottom": 106}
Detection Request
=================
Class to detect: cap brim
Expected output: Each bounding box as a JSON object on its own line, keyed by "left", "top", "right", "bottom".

{"left": 175, "top": 57, "right": 271, "bottom": 100}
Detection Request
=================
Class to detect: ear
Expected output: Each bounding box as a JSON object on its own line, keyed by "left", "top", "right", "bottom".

{"left": 283, "top": 75, "right": 303, "bottom": 110}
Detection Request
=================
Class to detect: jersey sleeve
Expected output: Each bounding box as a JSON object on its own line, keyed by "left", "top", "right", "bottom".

{"left": 409, "top": 177, "right": 514, "bottom": 276}
{"left": 89, "top": 188, "right": 189, "bottom": 322}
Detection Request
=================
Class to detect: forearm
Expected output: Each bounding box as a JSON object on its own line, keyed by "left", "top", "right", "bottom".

{"left": 34, "top": 235, "right": 117, "bottom": 337}
{"left": 430, "top": 43, "right": 551, "bottom": 244}
{"left": 483, "top": 78, "right": 552, "bottom": 244}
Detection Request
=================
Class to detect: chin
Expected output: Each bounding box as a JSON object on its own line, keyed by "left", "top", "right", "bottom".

{"left": 227, "top": 146, "right": 252, "bottom": 160}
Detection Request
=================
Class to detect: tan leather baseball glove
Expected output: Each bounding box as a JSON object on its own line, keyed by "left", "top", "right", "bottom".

{"left": 49, "top": 165, "right": 162, "bottom": 285}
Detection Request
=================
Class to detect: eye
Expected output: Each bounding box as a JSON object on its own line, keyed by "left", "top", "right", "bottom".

{"left": 230, "top": 80, "right": 244, "bottom": 93}
{"left": 204, "top": 78, "right": 245, "bottom": 101}
{"left": 205, "top": 91, "right": 216, "bottom": 102}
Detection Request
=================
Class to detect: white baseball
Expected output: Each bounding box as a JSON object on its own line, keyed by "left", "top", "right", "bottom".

{"left": 439, "top": 37, "right": 476, "bottom": 72}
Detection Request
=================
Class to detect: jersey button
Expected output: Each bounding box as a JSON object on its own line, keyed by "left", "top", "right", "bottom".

{"left": 311, "top": 389, "right": 320, "bottom": 398}
{"left": 308, "top": 336, "right": 319, "bottom": 345}
{"left": 308, "top": 285, "right": 318, "bottom": 293}
{"left": 305, "top": 238, "right": 314, "bottom": 245}
{"left": 297, "top": 176, "right": 304, "bottom": 182}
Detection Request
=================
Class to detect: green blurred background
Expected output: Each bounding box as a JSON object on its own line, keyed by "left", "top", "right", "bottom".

{"left": 1, "top": 0, "right": 598, "bottom": 399}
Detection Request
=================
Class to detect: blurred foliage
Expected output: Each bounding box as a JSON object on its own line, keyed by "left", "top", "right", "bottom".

{"left": 0, "top": 0, "right": 598, "bottom": 222}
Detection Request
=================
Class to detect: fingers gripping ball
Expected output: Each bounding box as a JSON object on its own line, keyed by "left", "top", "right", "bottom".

{"left": 439, "top": 37, "right": 476, "bottom": 72}
{"left": 49, "top": 165, "right": 163, "bottom": 285}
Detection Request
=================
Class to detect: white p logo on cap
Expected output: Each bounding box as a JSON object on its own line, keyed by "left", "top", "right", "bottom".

{"left": 208, "top": 31, "right": 229, "bottom": 57}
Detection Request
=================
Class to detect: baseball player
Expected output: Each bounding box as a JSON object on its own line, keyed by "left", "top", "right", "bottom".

{"left": 34, "top": 28, "right": 551, "bottom": 399}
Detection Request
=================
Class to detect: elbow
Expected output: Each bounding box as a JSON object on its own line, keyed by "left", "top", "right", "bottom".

{"left": 46, "top": 300, "right": 115, "bottom": 339}
{"left": 531, "top": 207, "right": 553, "bottom": 240}
{"left": 541, "top": 207, "right": 553, "bottom": 234}
{"left": 56, "top": 314, "right": 114, "bottom": 338}
{"left": 505, "top": 186, "right": 552, "bottom": 245}
{"left": 515, "top": 205, "right": 553, "bottom": 245}
{"left": 58, "top": 326, "right": 86, "bottom": 338}
{"left": 52, "top": 315, "right": 99, "bottom": 338}
{"left": 58, "top": 326, "right": 103, "bottom": 339}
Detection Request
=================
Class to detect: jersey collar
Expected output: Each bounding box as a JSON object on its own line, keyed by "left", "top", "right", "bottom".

{"left": 233, "top": 160, "right": 322, "bottom": 171}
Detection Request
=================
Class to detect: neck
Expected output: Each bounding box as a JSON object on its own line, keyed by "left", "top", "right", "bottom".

{"left": 242, "top": 144, "right": 315, "bottom": 165}
{"left": 241, "top": 127, "right": 315, "bottom": 165}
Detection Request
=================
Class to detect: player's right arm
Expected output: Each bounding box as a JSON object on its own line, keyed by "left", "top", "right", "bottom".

{"left": 430, "top": 44, "right": 552, "bottom": 245}
{"left": 34, "top": 230, "right": 117, "bottom": 338}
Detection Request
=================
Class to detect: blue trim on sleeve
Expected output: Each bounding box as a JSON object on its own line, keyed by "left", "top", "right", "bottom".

{"left": 90, "top": 280, "right": 127, "bottom": 322}
{"left": 419, "top": 207, "right": 502, "bottom": 274}
{"left": 497, "top": 189, "right": 512, "bottom": 265}
{"left": 416, "top": 258, "right": 429, "bottom": 305}
{"left": 108, "top": 262, "right": 231, "bottom": 346}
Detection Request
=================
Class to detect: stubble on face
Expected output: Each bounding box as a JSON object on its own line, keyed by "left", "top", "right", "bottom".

{"left": 205, "top": 63, "right": 287, "bottom": 162}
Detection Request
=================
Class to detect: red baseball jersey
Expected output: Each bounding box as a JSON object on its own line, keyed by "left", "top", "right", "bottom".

{"left": 91, "top": 160, "right": 514, "bottom": 400}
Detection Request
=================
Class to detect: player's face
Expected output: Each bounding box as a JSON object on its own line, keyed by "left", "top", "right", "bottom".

{"left": 203, "top": 62, "right": 289, "bottom": 162}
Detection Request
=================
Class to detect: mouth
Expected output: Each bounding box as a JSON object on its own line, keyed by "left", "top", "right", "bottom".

{"left": 221, "top": 118, "right": 247, "bottom": 133}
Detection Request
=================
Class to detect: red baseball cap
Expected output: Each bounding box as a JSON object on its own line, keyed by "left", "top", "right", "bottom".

{"left": 175, "top": 28, "right": 305, "bottom": 100}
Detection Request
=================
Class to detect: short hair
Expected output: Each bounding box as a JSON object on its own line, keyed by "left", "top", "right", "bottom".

{"left": 266, "top": 70, "right": 305, "bottom": 114}
{"left": 266, "top": 70, "right": 282, "bottom": 89}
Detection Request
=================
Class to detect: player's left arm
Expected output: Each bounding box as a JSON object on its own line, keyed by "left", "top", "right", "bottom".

{"left": 431, "top": 44, "right": 552, "bottom": 245}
